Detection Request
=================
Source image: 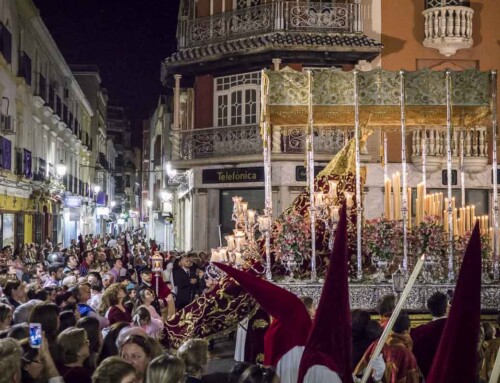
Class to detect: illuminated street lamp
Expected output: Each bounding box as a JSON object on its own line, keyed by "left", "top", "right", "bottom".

{"left": 160, "top": 189, "right": 172, "bottom": 202}
{"left": 110, "top": 201, "right": 116, "bottom": 208}
{"left": 56, "top": 160, "right": 67, "bottom": 177}
{"left": 146, "top": 199, "right": 153, "bottom": 208}
{"left": 93, "top": 184, "right": 101, "bottom": 194}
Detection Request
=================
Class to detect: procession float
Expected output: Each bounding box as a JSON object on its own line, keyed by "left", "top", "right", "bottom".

{"left": 163, "top": 67, "right": 500, "bottom": 348}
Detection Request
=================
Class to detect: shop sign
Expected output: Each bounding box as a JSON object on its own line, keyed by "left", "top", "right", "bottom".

{"left": 96, "top": 207, "right": 110, "bottom": 216}
{"left": 202, "top": 167, "right": 264, "bottom": 184}
{"left": 295, "top": 166, "right": 325, "bottom": 182}
{"left": 65, "top": 196, "right": 81, "bottom": 208}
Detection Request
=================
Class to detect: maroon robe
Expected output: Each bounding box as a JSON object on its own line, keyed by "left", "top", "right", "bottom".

{"left": 244, "top": 307, "right": 270, "bottom": 364}
{"left": 411, "top": 318, "right": 446, "bottom": 378}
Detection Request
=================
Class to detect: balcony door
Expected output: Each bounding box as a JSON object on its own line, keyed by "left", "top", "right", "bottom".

{"left": 214, "top": 72, "right": 260, "bottom": 127}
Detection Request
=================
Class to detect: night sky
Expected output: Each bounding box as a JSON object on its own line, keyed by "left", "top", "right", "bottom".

{"left": 34, "top": 0, "right": 180, "bottom": 146}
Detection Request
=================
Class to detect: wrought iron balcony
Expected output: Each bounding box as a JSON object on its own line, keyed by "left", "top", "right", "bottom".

{"left": 422, "top": 0, "right": 473, "bottom": 56}
{"left": 411, "top": 127, "right": 488, "bottom": 174}
{"left": 177, "top": 125, "right": 345, "bottom": 160}
{"left": 178, "top": 1, "right": 362, "bottom": 49}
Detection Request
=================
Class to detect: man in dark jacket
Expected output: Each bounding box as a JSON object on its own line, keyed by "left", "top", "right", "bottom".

{"left": 173, "top": 254, "right": 197, "bottom": 310}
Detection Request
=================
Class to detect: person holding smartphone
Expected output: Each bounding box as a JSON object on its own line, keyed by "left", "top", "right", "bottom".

{"left": 23, "top": 330, "right": 63, "bottom": 383}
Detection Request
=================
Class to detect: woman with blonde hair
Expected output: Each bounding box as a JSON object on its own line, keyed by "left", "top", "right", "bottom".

{"left": 146, "top": 353, "right": 186, "bottom": 383}
{"left": 92, "top": 356, "right": 136, "bottom": 383}
{"left": 177, "top": 338, "right": 209, "bottom": 383}
{"left": 55, "top": 327, "right": 92, "bottom": 383}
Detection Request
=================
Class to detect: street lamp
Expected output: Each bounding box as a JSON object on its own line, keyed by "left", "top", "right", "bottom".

{"left": 93, "top": 184, "right": 101, "bottom": 194}
{"left": 165, "top": 162, "right": 177, "bottom": 177}
{"left": 160, "top": 189, "right": 173, "bottom": 202}
{"left": 110, "top": 201, "right": 116, "bottom": 208}
{"left": 56, "top": 160, "right": 67, "bottom": 178}
{"left": 146, "top": 199, "right": 153, "bottom": 208}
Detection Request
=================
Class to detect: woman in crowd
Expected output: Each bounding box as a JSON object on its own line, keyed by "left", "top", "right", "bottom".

{"left": 177, "top": 338, "right": 210, "bottom": 383}
{"left": 29, "top": 302, "right": 60, "bottom": 357}
{"left": 21, "top": 333, "right": 62, "bottom": 383}
{"left": 4, "top": 279, "right": 25, "bottom": 308}
{"left": 135, "top": 287, "right": 162, "bottom": 322}
{"left": 92, "top": 356, "right": 136, "bottom": 383}
{"left": 120, "top": 334, "right": 160, "bottom": 383}
{"left": 77, "top": 316, "right": 103, "bottom": 372}
{"left": 146, "top": 353, "right": 186, "bottom": 383}
{"left": 132, "top": 305, "right": 163, "bottom": 338}
{"left": 97, "top": 321, "right": 130, "bottom": 364}
{"left": 55, "top": 327, "right": 92, "bottom": 383}
{"left": 100, "top": 283, "right": 132, "bottom": 325}
{"left": 0, "top": 302, "right": 12, "bottom": 330}
{"left": 59, "top": 310, "right": 78, "bottom": 333}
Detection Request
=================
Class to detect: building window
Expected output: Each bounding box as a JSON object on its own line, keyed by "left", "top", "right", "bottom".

{"left": 214, "top": 72, "right": 260, "bottom": 127}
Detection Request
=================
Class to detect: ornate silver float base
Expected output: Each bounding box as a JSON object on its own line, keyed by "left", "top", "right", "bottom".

{"left": 276, "top": 282, "right": 500, "bottom": 311}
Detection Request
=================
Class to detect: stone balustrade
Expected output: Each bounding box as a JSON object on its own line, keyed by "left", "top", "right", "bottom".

{"left": 411, "top": 127, "right": 488, "bottom": 173}
{"left": 422, "top": 5, "right": 473, "bottom": 56}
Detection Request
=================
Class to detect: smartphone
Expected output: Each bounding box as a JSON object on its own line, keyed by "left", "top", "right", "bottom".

{"left": 29, "top": 323, "right": 42, "bottom": 348}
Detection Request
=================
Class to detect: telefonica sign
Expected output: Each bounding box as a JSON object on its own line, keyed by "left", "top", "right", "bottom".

{"left": 202, "top": 167, "right": 264, "bottom": 184}
{"left": 65, "top": 196, "right": 81, "bottom": 208}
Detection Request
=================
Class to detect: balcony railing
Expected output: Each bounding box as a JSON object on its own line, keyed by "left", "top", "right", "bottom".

{"left": 178, "top": 125, "right": 345, "bottom": 160}
{"left": 411, "top": 127, "right": 488, "bottom": 173}
{"left": 422, "top": 4, "right": 473, "bottom": 56}
{"left": 178, "top": 1, "right": 362, "bottom": 48}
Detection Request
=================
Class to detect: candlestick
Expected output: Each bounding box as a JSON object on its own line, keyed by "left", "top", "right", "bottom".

{"left": 225, "top": 235, "right": 236, "bottom": 251}
{"left": 360, "top": 254, "right": 426, "bottom": 383}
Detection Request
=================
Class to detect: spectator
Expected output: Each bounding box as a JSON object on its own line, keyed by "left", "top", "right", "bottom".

{"left": 0, "top": 338, "right": 22, "bottom": 383}
{"left": 59, "top": 310, "right": 77, "bottom": 333}
{"left": 0, "top": 302, "right": 12, "bottom": 331}
{"left": 21, "top": 332, "right": 62, "bottom": 383}
{"left": 44, "top": 263, "right": 63, "bottom": 288}
{"left": 97, "top": 322, "right": 130, "bottom": 365}
{"left": 132, "top": 305, "right": 163, "bottom": 338}
{"left": 100, "top": 283, "right": 132, "bottom": 325}
{"left": 56, "top": 327, "right": 92, "bottom": 383}
{"left": 229, "top": 362, "right": 252, "bottom": 383}
{"left": 80, "top": 251, "right": 94, "bottom": 277}
{"left": 71, "top": 284, "right": 109, "bottom": 330}
{"left": 29, "top": 302, "right": 60, "bottom": 354}
{"left": 178, "top": 338, "right": 209, "bottom": 383}
{"left": 4, "top": 279, "right": 25, "bottom": 308}
{"left": 64, "top": 254, "right": 79, "bottom": 275}
{"left": 88, "top": 280, "right": 104, "bottom": 311}
{"left": 92, "top": 356, "right": 136, "bottom": 383}
{"left": 146, "top": 354, "right": 186, "bottom": 383}
{"left": 13, "top": 299, "right": 40, "bottom": 324}
{"left": 77, "top": 316, "right": 103, "bottom": 372}
{"left": 120, "top": 334, "right": 160, "bottom": 383}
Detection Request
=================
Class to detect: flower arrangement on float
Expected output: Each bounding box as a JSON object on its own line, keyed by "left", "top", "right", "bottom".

{"left": 271, "top": 212, "right": 312, "bottom": 279}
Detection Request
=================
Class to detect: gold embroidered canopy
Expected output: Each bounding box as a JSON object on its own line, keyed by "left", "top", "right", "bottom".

{"left": 266, "top": 68, "right": 492, "bottom": 129}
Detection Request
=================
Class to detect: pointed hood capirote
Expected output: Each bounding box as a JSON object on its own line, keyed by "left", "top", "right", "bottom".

{"left": 426, "top": 221, "right": 482, "bottom": 383}
{"left": 213, "top": 262, "right": 312, "bottom": 366}
{"left": 297, "top": 204, "right": 352, "bottom": 383}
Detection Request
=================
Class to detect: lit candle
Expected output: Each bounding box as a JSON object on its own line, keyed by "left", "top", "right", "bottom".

{"left": 443, "top": 210, "right": 448, "bottom": 232}
{"left": 225, "top": 235, "right": 236, "bottom": 251}
{"left": 485, "top": 215, "right": 489, "bottom": 232}
{"left": 415, "top": 198, "right": 420, "bottom": 225}
{"left": 457, "top": 218, "right": 462, "bottom": 237}
{"left": 344, "top": 191, "right": 354, "bottom": 209}
{"left": 465, "top": 206, "right": 470, "bottom": 232}
{"left": 328, "top": 180, "right": 338, "bottom": 203}
{"left": 392, "top": 172, "right": 401, "bottom": 220}
{"left": 219, "top": 247, "right": 228, "bottom": 263}
{"left": 247, "top": 209, "right": 256, "bottom": 225}
{"left": 384, "top": 179, "right": 392, "bottom": 220}
{"left": 453, "top": 208, "right": 458, "bottom": 237}
{"left": 313, "top": 191, "right": 324, "bottom": 208}
{"left": 471, "top": 205, "right": 475, "bottom": 225}
{"left": 451, "top": 197, "right": 456, "bottom": 210}
{"left": 330, "top": 205, "right": 340, "bottom": 221}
